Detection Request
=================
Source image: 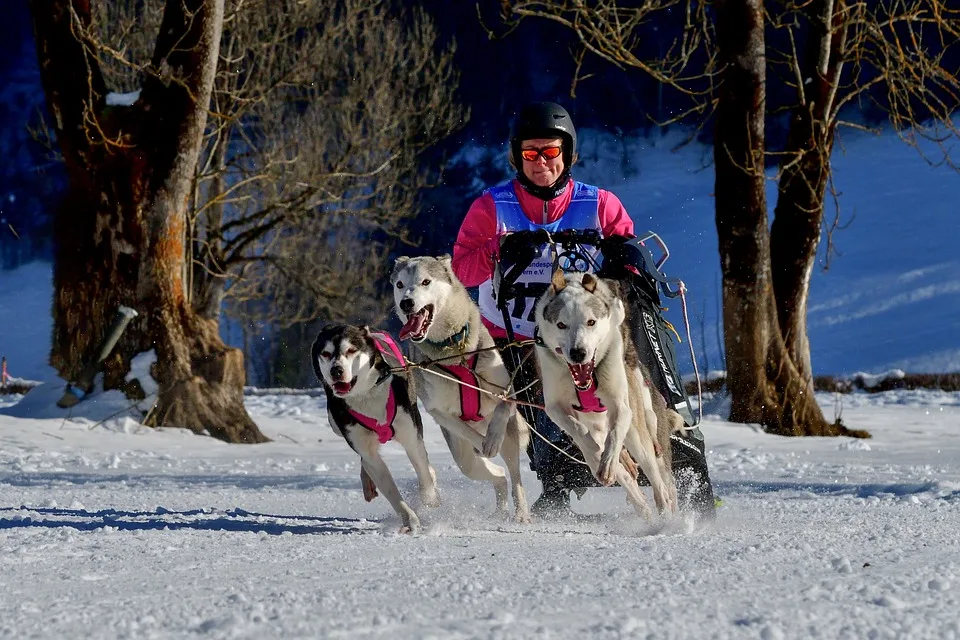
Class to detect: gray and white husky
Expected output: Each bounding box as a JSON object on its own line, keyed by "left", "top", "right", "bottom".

{"left": 390, "top": 255, "right": 531, "bottom": 523}
{"left": 534, "top": 270, "right": 680, "bottom": 519}
{"left": 311, "top": 324, "right": 440, "bottom": 533}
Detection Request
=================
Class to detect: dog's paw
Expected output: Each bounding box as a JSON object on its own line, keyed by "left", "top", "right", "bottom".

{"left": 481, "top": 428, "right": 504, "bottom": 458}
{"left": 619, "top": 448, "right": 639, "bottom": 479}
{"left": 597, "top": 451, "right": 618, "bottom": 487}
{"left": 514, "top": 509, "right": 532, "bottom": 524}
{"left": 399, "top": 514, "right": 422, "bottom": 534}
{"left": 421, "top": 489, "right": 441, "bottom": 509}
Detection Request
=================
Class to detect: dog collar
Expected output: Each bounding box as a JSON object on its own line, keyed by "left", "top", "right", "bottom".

{"left": 425, "top": 323, "right": 469, "bottom": 352}
{"left": 347, "top": 385, "right": 397, "bottom": 444}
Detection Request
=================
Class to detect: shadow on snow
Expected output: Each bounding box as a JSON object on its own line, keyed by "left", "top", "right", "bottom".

{"left": 0, "top": 505, "right": 379, "bottom": 535}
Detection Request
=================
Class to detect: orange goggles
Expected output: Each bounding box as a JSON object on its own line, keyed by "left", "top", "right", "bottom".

{"left": 520, "top": 145, "right": 562, "bottom": 162}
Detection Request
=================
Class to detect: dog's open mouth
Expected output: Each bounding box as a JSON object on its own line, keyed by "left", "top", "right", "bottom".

{"left": 332, "top": 377, "right": 357, "bottom": 396}
{"left": 399, "top": 304, "right": 434, "bottom": 342}
{"left": 567, "top": 361, "right": 596, "bottom": 391}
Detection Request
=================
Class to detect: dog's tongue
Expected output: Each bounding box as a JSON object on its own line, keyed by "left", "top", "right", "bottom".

{"left": 399, "top": 309, "right": 427, "bottom": 341}
{"left": 568, "top": 362, "right": 595, "bottom": 390}
{"left": 333, "top": 381, "right": 352, "bottom": 394}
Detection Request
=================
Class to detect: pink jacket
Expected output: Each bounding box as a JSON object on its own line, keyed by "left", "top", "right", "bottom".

{"left": 451, "top": 178, "right": 635, "bottom": 338}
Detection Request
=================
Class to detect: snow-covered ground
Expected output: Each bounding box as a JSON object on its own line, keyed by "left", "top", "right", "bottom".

{"left": 1, "top": 385, "right": 958, "bottom": 639}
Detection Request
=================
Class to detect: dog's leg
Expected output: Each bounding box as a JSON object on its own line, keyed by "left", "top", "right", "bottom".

{"left": 434, "top": 415, "right": 487, "bottom": 453}
{"left": 480, "top": 401, "right": 510, "bottom": 459}
{"left": 360, "top": 465, "right": 378, "bottom": 502}
{"left": 393, "top": 423, "right": 440, "bottom": 508}
{"left": 611, "top": 452, "right": 656, "bottom": 521}
{"left": 441, "top": 426, "right": 510, "bottom": 517}
{"left": 623, "top": 425, "right": 674, "bottom": 515}
{"left": 353, "top": 434, "right": 421, "bottom": 533}
{"left": 597, "top": 399, "right": 633, "bottom": 487}
{"left": 499, "top": 411, "right": 531, "bottom": 523}
{"left": 547, "top": 408, "right": 655, "bottom": 521}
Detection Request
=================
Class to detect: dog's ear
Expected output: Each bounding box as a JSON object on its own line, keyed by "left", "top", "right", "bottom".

{"left": 551, "top": 268, "right": 567, "bottom": 292}
{"left": 392, "top": 256, "right": 410, "bottom": 275}
{"left": 437, "top": 254, "right": 452, "bottom": 265}
{"left": 581, "top": 272, "right": 598, "bottom": 294}
{"left": 310, "top": 334, "right": 326, "bottom": 383}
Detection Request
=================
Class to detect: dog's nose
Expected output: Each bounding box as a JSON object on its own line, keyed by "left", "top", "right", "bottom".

{"left": 399, "top": 298, "right": 414, "bottom": 314}
{"left": 330, "top": 365, "right": 344, "bottom": 380}
{"left": 569, "top": 347, "right": 588, "bottom": 363}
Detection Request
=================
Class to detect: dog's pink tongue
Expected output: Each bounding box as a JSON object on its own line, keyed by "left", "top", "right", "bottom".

{"left": 569, "top": 363, "right": 594, "bottom": 389}
{"left": 398, "top": 310, "right": 426, "bottom": 341}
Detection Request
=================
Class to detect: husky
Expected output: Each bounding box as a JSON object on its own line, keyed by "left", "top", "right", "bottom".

{"left": 534, "top": 270, "right": 679, "bottom": 519}
{"left": 390, "top": 255, "right": 531, "bottom": 523}
{"left": 311, "top": 324, "right": 440, "bottom": 533}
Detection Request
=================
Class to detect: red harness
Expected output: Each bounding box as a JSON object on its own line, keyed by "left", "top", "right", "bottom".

{"left": 345, "top": 332, "right": 407, "bottom": 444}
{"left": 436, "top": 353, "right": 484, "bottom": 422}
{"left": 573, "top": 376, "right": 606, "bottom": 413}
{"left": 347, "top": 386, "right": 397, "bottom": 444}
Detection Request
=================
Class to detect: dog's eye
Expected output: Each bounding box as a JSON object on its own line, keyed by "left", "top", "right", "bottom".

{"left": 586, "top": 319, "right": 596, "bottom": 327}
{"left": 345, "top": 347, "right": 358, "bottom": 356}
{"left": 557, "top": 322, "right": 567, "bottom": 330}
{"left": 395, "top": 281, "right": 403, "bottom": 289}
{"left": 421, "top": 279, "right": 431, "bottom": 286}
{"left": 320, "top": 352, "right": 332, "bottom": 360}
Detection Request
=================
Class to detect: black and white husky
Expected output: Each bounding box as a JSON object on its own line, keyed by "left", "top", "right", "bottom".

{"left": 534, "top": 270, "right": 679, "bottom": 519}
{"left": 390, "top": 255, "right": 531, "bottom": 523}
{"left": 311, "top": 324, "right": 440, "bottom": 533}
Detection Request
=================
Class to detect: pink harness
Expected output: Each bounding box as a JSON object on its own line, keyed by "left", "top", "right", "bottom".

{"left": 573, "top": 376, "right": 606, "bottom": 413}
{"left": 345, "top": 332, "right": 407, "bottom": 444}
{"left": 436, "top": 353, "right": 484, "bottom": 422}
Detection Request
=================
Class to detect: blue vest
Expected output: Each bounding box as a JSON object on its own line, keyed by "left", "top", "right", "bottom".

{"left": 477, "top": 181, "right": 602, "bottom": 337}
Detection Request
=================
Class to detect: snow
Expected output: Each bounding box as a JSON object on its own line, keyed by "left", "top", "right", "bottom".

{"left": 105, "top": 90, "right": 141, "bottom": 107}
{"left": 0, "top": 122, "right": 958, "bottom": 638}
{"left": 0, "top": 386, "right": 958, "bottom": 638}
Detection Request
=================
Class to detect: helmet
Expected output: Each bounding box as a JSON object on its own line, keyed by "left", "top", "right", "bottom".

{"left": 510, "top": 101, "right": 577, "bottom": 166}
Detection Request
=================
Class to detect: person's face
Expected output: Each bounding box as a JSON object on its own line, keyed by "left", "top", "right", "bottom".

{"left": 520, "top": 137, "right": 565, "bottom": 187}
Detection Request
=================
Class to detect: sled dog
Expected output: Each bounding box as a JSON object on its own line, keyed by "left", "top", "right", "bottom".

{"left": 390, "top": 255, "right": 531, "bottom": 522}
{"left": 311, "top": 324, "right": 440, "bottom": 533}
{"left": 534, "top": 270, "right": 679, "bottom": 519}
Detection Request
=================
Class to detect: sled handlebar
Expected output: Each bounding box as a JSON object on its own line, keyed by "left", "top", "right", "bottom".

{"left": 497, "top": 229, "right": 686, "bottom": 298}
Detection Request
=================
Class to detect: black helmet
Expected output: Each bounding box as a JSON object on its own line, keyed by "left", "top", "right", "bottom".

{"left": 510, "top": 101, "right": 577, "bottom": 166}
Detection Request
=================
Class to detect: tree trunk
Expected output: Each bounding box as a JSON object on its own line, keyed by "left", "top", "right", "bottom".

{"left": 30, "top": 0, "right": 267, "bottom": 443}
{"left": 713, "top": 0, "right": 864, "bottom": 437}
{"left": 770, "top": 0, "right": 847, "bottom": 377}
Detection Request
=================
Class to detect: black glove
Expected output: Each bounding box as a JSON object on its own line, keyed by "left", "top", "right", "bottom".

{"left": 499, "top": 231, "right": 546, "bottom": 266}
{"left": 598, "top": 234, "right": 630, "bottom": 276}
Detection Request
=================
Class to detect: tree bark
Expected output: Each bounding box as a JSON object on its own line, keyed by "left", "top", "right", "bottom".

{"left": 770, "top": 0, "right": 847, "bottom": 378}
{"left": 713, "top": 0, "right": 865, "bottom": 437}
{"left": 30, "top": 0, "right": 267, "bottom": 443}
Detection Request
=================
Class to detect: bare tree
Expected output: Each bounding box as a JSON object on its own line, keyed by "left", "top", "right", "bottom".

{"left": 764, "top": 0, "right": 959, "bottom": 434}
{"left": 95, "top": 0, "right": 465, "bottom": 328}
{"left": 30, "top": 0, "right": 463, "bottom": 442}
{"left": 30, "top": 0, "right": 271, "bottom": 442}
{"left": 502, "top": 0, "right": 958, "bottom": 436}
